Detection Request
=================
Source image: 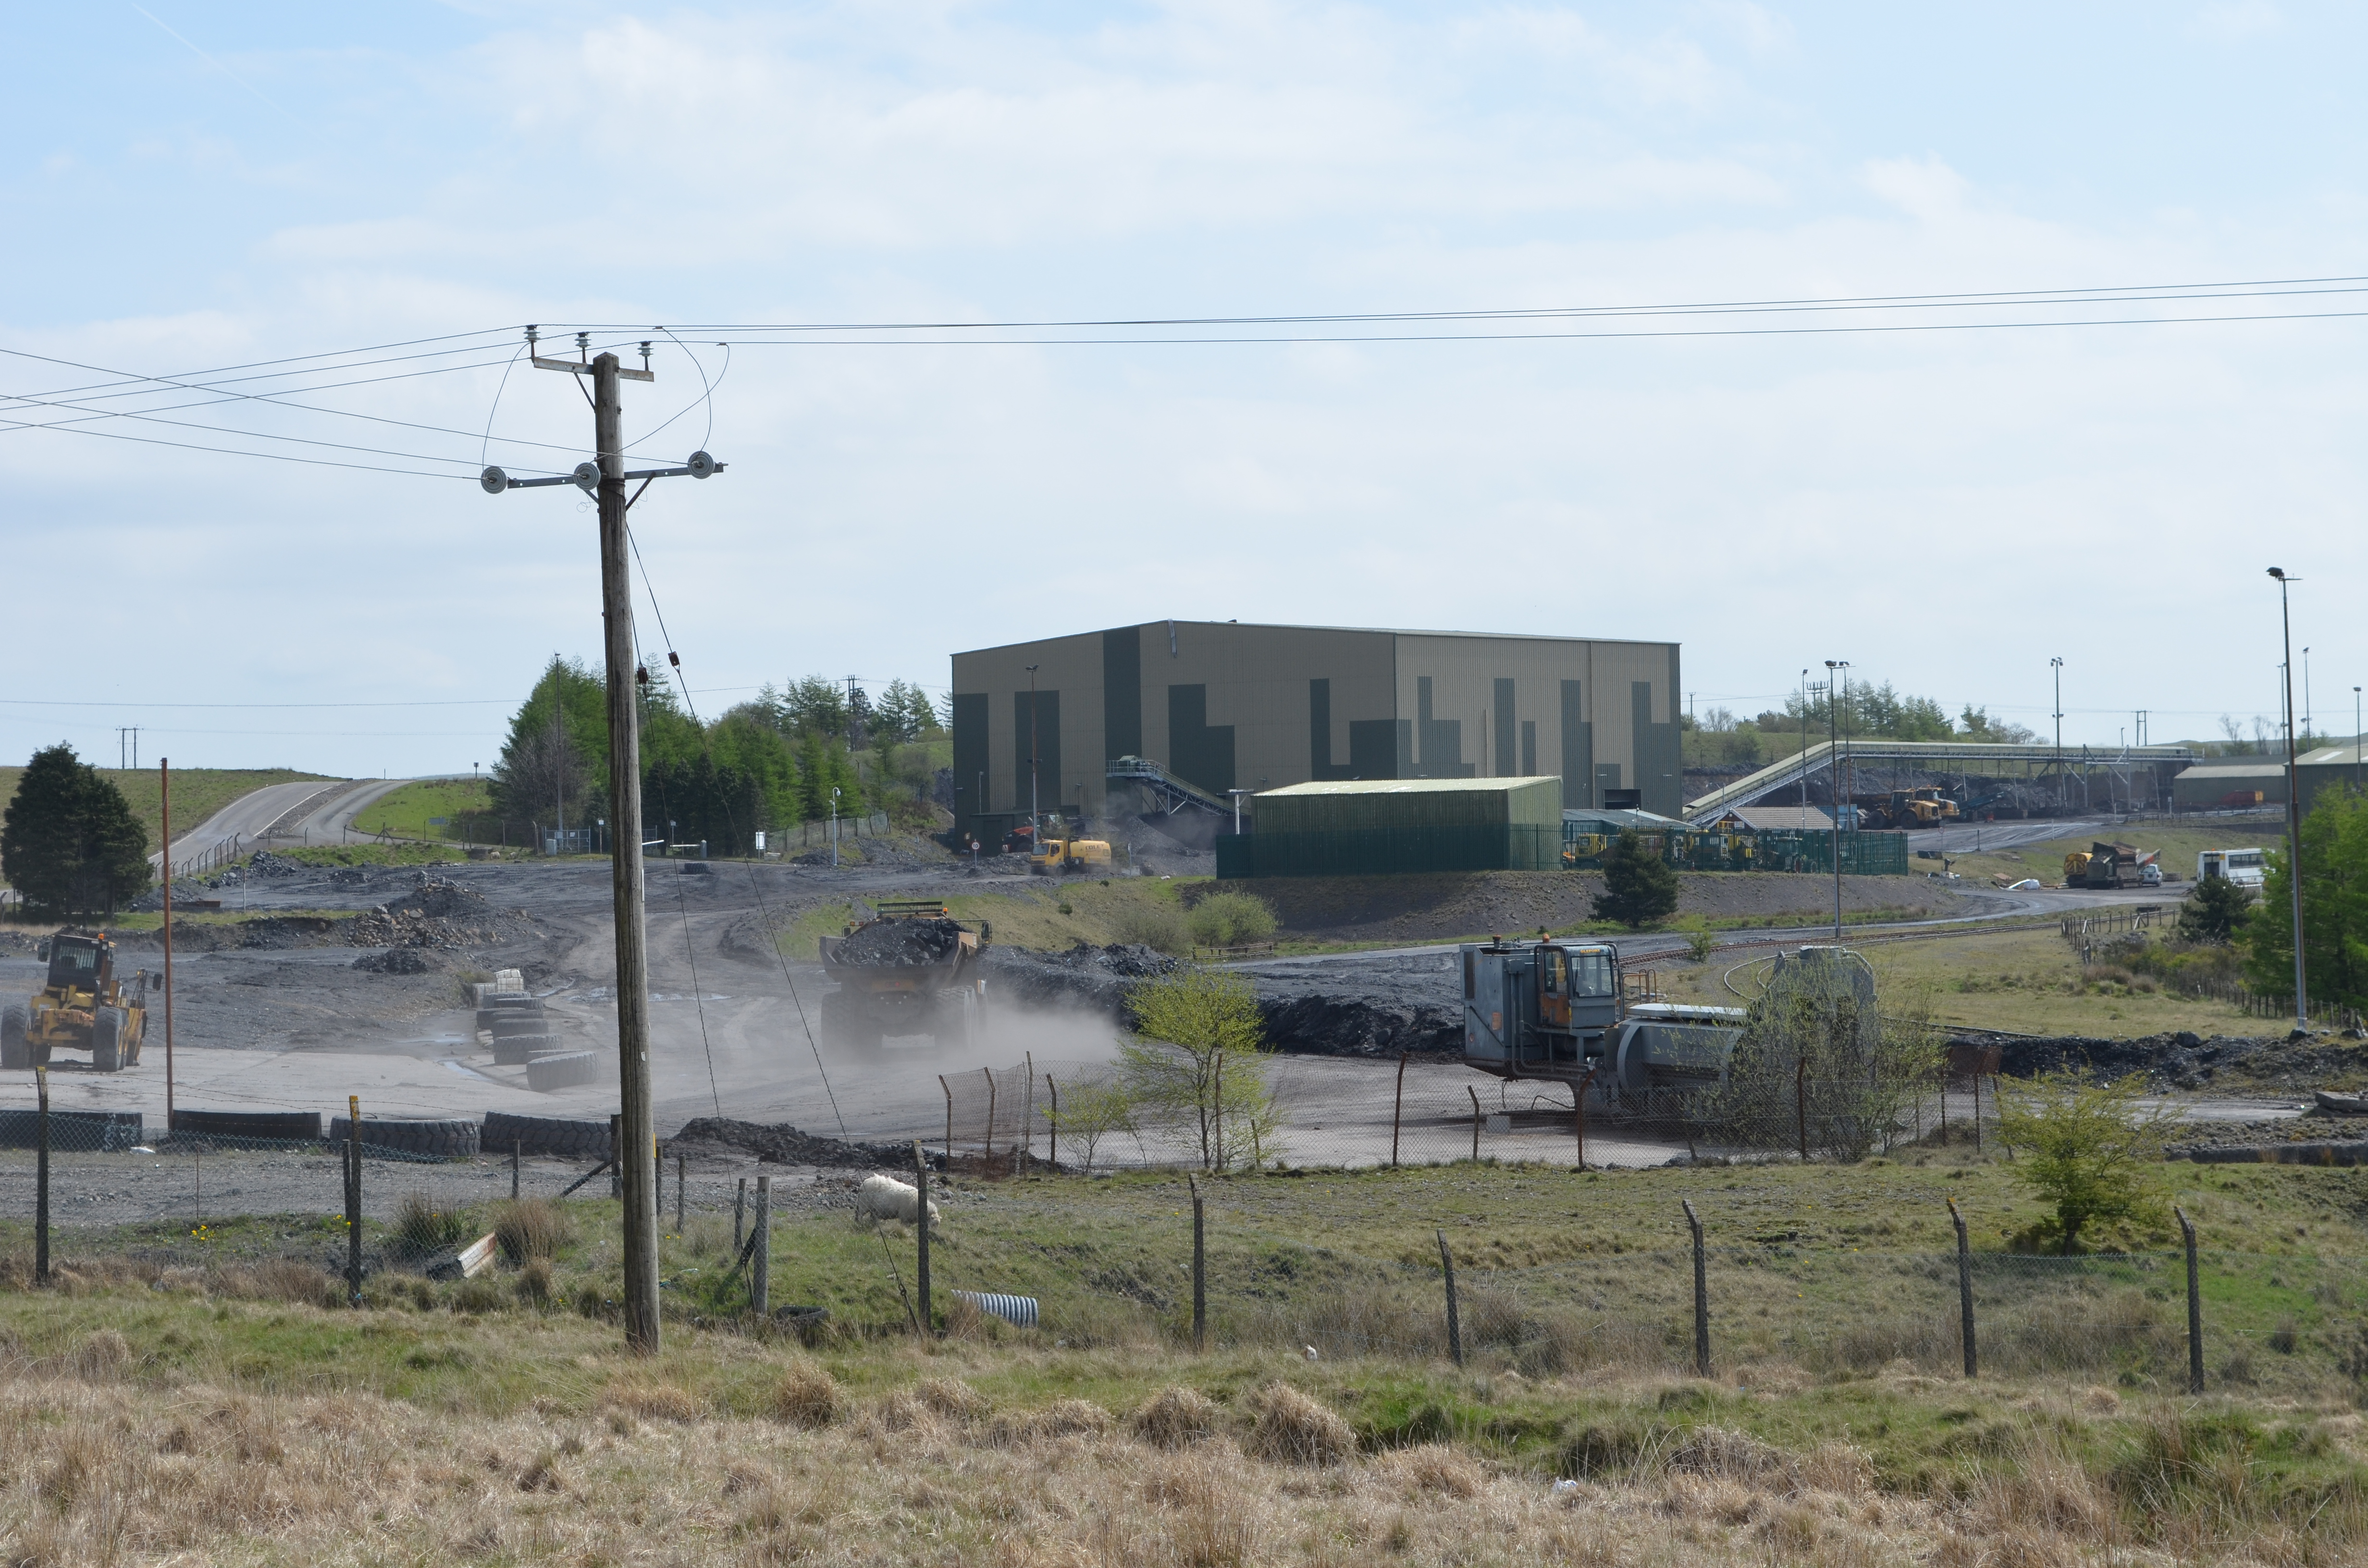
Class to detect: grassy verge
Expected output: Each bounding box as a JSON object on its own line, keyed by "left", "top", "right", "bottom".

{"left": 346, "top": 776, "right": 493, "bottom": 841}
{"left": 0, "top": 765, "right": 331, "bottom": 858}
{"left": 1947, "top": 819, "right": 2287, "bottom": 890}
{"left": 1, "top": 1156, "right": 2362, "bottom": 1564}
{"left": 260, "top": 842, "right": 481, "bottom": 869}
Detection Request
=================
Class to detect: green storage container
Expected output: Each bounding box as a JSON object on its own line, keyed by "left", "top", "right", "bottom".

{"left": 1252, "top": 776, "right": 1561, "bottom": 836}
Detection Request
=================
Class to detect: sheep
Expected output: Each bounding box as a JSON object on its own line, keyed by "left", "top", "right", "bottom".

{"left": 854, "top": 1173, "right": 940, "bottom": 1225}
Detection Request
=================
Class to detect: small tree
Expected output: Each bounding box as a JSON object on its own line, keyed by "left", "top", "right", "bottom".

{"left": 1592, "top": 829, "right": 1680, "bottom": 928}
{"left": 2175, "top": 871, "right": 2255, "bottom": 945}
{"left": 1997, "top": 1073, "right": 2173, "bottom": 1253}
{"left": 1121, "top": 968, "right": 1280, "bottom": 1170}
{"left": 1185, "top": 890, "right": 1279, "bottom": 948}
{"left": 0, "top": 744, "right": 150, "bottom": 919}
{"left": 1043, "top": 1073, "right": 1136, "bottom": 1175}
{"left": 1712, "top": 952, "right": 1939, "bottom": 1160}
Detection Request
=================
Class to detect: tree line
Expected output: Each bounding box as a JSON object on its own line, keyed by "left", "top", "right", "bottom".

{"left": 484, "top": 658, "right": 949, "bottom": 856}
{"left": 1686, "top": 682, "right": 2038, "bottom": 769}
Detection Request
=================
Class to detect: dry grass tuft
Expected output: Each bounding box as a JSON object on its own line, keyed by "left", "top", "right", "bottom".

{"left": 1243, "top": 1381, "right": 1356, "bottom": 1467}
{"left": 771, "top": 1359, "right": 840, "bottom": 1428}
{"left": 914, "top": 1375, "right": 990, "bottom": 1421}
{"left": 602, "top": 1375, "right": 702, "bottom": 1422}
{"left": 492, "top": 1198, "right": 570, "bottom": 1265}
{"left": 70, "top": 1329, "right": 132, "bottom": 1380}
{"left": 219, "top": 1258, "right": 343, "bottom": 1309}
{"left": 1132, "top": 1384, "right": 1223, "bottom": 1450}
{"left": 987, "top": 1397, "right": 1111, "bottom": 1445}
{"left": 514, "top": 1257, "right": 554, "bottom": 1308}
{"left": 1375, "top": 1443, "right": 1483, "bottom": 1498}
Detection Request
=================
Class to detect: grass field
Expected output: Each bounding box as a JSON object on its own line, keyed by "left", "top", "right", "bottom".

{"left": 0, "top": 765, "right": 331, "bottom": 862}
{"left": 1648, "top": 920, "right": 2280, "bottom": 1038}
{"left": 2, "top": 1155, "right": 2363, "bottom": 1564}
{"left": 348, "top": 775, "right": 494, "bottom": 841}
{"left": 1946, "top": 818, "right": 2288, "bottom": 889}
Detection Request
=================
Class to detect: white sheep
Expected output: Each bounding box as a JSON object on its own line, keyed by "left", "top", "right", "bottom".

{"left": 854, "top": 1173, "right": 940, "bottom": 1225}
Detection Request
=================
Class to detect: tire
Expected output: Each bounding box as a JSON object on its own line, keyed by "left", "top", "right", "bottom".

{"left": 327, "top": 1116, "right": 481, "bottom": 1159}
{"left": 171, "top": 1108, "right": 324, "bottom": 1143}
{"left": 482, "top": 1109, "right": 611, "bottom": 1161}
{"left": 525, "top": 1051, "right": 600, "bottom": 1092}
{"left": 93, "top": 1007, "right": 125, "bottom": 1073}
{"left": 490, "top": 1013, "right": 551, "bottom": 1039}
{"left": 0, "top": 1004, "right": 27, "bottom": 1072}
{"left": 819, "top": 989, "right": 877, "bottom": 1049}
{"left": 492, "top": 1037, "right": 534, "bottom": 1066}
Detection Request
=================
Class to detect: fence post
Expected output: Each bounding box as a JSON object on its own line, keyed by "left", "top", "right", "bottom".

{"left": 1392, "top": 1052, "right": 1409, "bottom": 1168}
{"left": 2178, "top": 1206, "right": 2203, "bottom": 1394}
{"left": 1948, "top": 1197, "right": 1976, "bottom": 1377}
{"left": 734, "top": 1177, "right": 747, "bottom": 1252}
{"left": 1795, "top": 1054, "right": 1809, "bottom": 1162}
{"left": 1468, "top": 1085, "right": 1482, "bottom": 1162}
{"left": 34, "top": 1066, "right": 49, "bottom": 1286}
{"left": 1436, "top": 1229, "right": 1462, "bottom": 1368}
{"left": 983, "top": 1068, "right": 996, "bottom": 1166}
{"left": 1682, "top": 1199, "right": 1708, "bottom": 1377}
{"left": 676, "top": 1152, "right": 686, "bottom": 1231}
{"left": 345, "top": 1094, "right": 363, "bottom": 1307}
{"left": 511, "top": 1138, "right": 521, "bottom": 1200}
{"left": 940, "top": 1074, "right": 954, "bottom": 1162}
{"left": 912, "top": 1142, "right": 933, "bottom": 1335}
{"left": 751, "top": 1175, "right": 770, "bottom": 1316}
{"left": 1575, "top": 1066, "right": 1598, "bottom": 1169}
{"left": 1046, "top": 1076, "right": 1059, "bottom": 1170}
{"left": 1189, "top": 1173, "right": 1206, "bottom": 1352}
{"left": 1022, "top": 1052, "right": 1034, "bottom": 1175}
{"left": 610, "top": 1115, "right": 623, "bottom": 1199}
{"left": 1212, "top": 1051, "right": 1224, "bottom": 1172}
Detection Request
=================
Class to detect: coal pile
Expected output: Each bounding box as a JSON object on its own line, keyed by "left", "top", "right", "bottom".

{"left": 981, "top": 942, "right": 1177, "bottom": 1016}
{"left": 1257, "top": 994, "right": 1461, "bottom": 1058}
{"left": 352, "top": 947, "right": 444, "bottom": 975}
{"left": 836, "top": 917, "right": 965, "bottom": 967}
{"left": 1986, "top": 1030, "right": 2365, "bottom": 1093}
{"left": 349, "top": 876, "right": 530, "bottom": 950}
{"left": 667, "top": 1117, "right": 913, "bottom": 1169}
{"left": 247, "top": 850, "right": 307, "bottom": 879}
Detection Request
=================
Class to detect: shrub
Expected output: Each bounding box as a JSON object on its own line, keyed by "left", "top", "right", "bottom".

{"left": 394, "top": 1192, "right": 471, "bottom": 1258}
{"left": 1111, "top": 901, "right": 1190, "bottom": 954}
{"left": 1186, "top": 890, "right": 1279, "bottom": 948}
{"left": 1998, "top": 1072, "right": 2173, "bottom": 1253}
{"left": 1132, "top": 1385, "right": 1222, "bottom": 1450}
{"left": 1592, "top": 831, "right": 1679, "bottom": 929}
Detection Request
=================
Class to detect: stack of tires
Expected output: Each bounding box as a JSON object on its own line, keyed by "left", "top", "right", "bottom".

{"left": 329, "top": 1115, "right": 481, "bottom": 1159}
{"left": 481, "top": 993, "right": 560, "bottom": 1066}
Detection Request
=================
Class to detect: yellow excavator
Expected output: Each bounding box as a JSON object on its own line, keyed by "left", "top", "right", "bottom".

{"left": 2, "top": 931, "right": 151, "bottom": 1071}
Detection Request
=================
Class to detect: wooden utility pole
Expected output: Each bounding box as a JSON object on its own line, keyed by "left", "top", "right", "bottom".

{"left": 595, "top": 349, "right": 662, "bottom": 1356}
{"left": 161, "top": 760, "right": 174, "bottom": 1126}
{"left": 1948, "top": 1197, "right": 1976, "bottom": 1377}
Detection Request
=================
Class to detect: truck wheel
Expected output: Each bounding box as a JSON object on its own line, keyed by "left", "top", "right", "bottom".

{"left": 818, "top": 990, "right": 879, "bottom": 1050}
{"left": 93, "top": 1008, "right": 126, "bottom": 1072}
{"left": 0, "top": 1004, "right": 27, "bottom": 1071}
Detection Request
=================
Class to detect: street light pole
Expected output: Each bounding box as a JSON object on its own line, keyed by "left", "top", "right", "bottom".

{"left": 1825, "top": 660, "right": 1848, "bottom": 939}
{"left": 1026, "top": 664, "right": 1041, "bottom": 853}
{"left": 2050, "top": 657, "right": 2065, "bottom": 814}
{"left": 1799, "top": 668, "right": 1809, "bottom": 810}
{"left": 2269, "top": 568, "right": 2308, "bottom": 1030}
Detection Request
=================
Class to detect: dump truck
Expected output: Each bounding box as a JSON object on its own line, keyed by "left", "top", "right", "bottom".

{"left": 2063, "top": 842, "right": 2154, "bottom": 889}
{"left": 1029, "top": 831, "right": 1113, "bottom": 875}
{"left": 815, "top": 901, "right": 987, "bottom": 1049}
{"left": 2, "top": 931, "right": 151, "bottom": 1071}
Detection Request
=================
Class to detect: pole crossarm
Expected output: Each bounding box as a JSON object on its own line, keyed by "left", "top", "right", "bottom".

{"left": 481, "top": 454, "right": 722, "bottom": 492}
{"left": 534, "top": 354, "right": 654, "bottom": 382}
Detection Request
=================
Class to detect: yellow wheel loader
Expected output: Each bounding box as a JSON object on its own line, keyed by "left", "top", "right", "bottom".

{"left": 1, "top": 931, "right": 150, "bottom": 1072}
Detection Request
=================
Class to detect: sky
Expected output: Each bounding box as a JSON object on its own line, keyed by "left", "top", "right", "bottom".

{"left": 4, "top": 1, "right": 2367, "bottom": 778}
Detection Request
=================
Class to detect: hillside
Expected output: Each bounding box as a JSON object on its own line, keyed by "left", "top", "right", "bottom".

{"left": 0, "top": 765, "right": 332, "bottom": 858}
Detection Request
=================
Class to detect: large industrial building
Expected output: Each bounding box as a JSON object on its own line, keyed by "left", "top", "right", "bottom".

{"left": 949, "top": 621, "right": 1682, "bottom": 846}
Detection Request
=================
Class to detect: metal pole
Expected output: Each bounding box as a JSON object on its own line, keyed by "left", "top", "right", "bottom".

{"left": 346, "top": 1094, "right": 362, "bottom": 1307}
{"left": 1436, "top": 1230, "right": 1462, "bottom": 1367}
{"left": 912, "top": 1142, "right": 932, "bottom": 1335}
{"left": 1948, "top": 1198, "right": 1975, "bottom": 1377}
{"left": 1046, "top": 1076, "right": 1059, "bottom": 1170}
{"left": 1468, "top": 1084, "right": 1482, "bottom": 1162}
{"left": 1796, "top": 1054, "right": 1808, "bottom": 1162}
{"left": 2051, "top": 657, "right": 2064, "bottom": 813}
{"left": 34, "top": 1066, "right": 49, "bottom": 1286}
{"left": 161, "top": 759, "right": 174, "bottom": 1127}
{"left": 940, "top": 1074, "right": 954, "bottom": 1161}
{"left": 1575, "top": 1065, "right": 1597, "bottom": 1169}
{"left": 512, "top": 1139, "right": 521, "bottom": 1200}
{"left": 2270, "top": 570, "right": 2308, "bottom": 1029}
{"left": 1392, "top": 1052, "right": 1408, "bottom": 1167}
{"left": 1682, "top": 1198, "right": 1708, "bottom": 1376}
{"left": 734, "top": 1177, "right": 746, "bottom": 1252}
{"left": 594, "top": 350, "right": 660, "bottom": 1355}
{"left": 1188, "top": 1173, "right": 1206, "bottom": 1351}
{"left": 2178, "top": 1206, "right": 2204, "bottom": 1394}
{"left": 1825, "top": 662, "right": 1843, "bottom": 936}
{"left": 676, "top": 1152, "right": 686, "bottom": 1231}
{"left": 1026, "top": 663, "right": 1040, "bottom": 856}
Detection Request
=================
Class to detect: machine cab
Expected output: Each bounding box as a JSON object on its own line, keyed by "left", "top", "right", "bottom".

{"left": 1461, "top": 938, "right": 1621, "bottom": 1080}
{"left": 47, "top": 934, "right": 108, "bottom": 997}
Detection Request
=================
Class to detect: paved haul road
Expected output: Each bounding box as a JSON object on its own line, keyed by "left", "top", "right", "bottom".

{"left": 154, "top": 779, "right": 354, "bottom": 869}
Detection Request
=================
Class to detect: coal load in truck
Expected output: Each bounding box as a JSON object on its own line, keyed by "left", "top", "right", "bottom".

{"left": 816, "top": 901, "right": 988, "bottom": 1049}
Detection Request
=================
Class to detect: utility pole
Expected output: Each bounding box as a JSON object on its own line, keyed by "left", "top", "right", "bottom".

{"left": 482, "top": 327, "right": 725, "bottom": 1356}
{"left": 160, "top": 759, "right": 174, "bottom": 1127}
{"left": 2050, "top": 657, "right": 2065, "bottom": 813}
{"left": 1799, "top": 668, "right": 1809, "bottom": 810}
{"left": 2269, "top": 568, "right": 2308, "bottom": 1030}
{"left": 1825, "top": 661, "right": 1847, "bottom": 938}
{"left": 116, "top": 727, "right": 139, "bottom": 770}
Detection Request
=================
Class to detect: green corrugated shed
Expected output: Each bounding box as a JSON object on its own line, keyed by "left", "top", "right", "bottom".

{"left": 1253, "top": 776, "right": 1562, "bottom": 835}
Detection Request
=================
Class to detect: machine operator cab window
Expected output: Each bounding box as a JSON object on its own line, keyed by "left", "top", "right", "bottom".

{"left": 47, "top": 938, "right": 102, "bottom": 992}
{"left": 1569, "top": 947, "right": 1615, "bottom": 998}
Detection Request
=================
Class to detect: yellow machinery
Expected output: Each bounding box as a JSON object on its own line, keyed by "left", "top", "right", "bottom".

{"left": 1029, "top": 831, "right": 1113, "bottom": 875}
{"left": 1, "top": 931, "right": 150, "bottom": 1072}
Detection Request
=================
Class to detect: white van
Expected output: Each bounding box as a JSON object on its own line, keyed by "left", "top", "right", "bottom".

{"left": 2198, "top": 848, "right": 2266, "bottom": 887}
